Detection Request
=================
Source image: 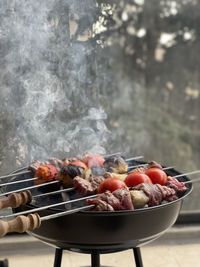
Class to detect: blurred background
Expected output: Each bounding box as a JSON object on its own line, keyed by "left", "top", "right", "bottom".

{"left": 0, "top": 0, "right": 200, "bottom": 212}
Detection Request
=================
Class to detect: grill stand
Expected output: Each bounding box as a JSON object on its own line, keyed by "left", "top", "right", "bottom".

{"left": 53, "top": 247, "right": 143, "bottom": 267}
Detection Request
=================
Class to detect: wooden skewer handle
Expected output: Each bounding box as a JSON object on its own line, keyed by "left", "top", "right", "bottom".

{"left": 0, "top": 213, "right": 41, "bottom": 237}
{"left": 0, "top": 190, "right": 32, "bottom": 210}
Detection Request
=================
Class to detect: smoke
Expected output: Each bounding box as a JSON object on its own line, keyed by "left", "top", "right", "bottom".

{"left": 0, "top": 0, "right": 111, "bottom": 173}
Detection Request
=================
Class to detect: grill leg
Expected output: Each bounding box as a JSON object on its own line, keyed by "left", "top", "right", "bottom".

{"left": 91, "top": 250, "right": 100, "bottom": 267}
{"left": 53, "top": 248, "right": 63, "bottom": 267}
{"left": 133, "top": 248, "right": 143, "bottom": 267}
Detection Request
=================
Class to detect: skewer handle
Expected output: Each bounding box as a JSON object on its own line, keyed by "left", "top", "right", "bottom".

{"left": 0, "top": 191, "right": 32, "bottom": 210}
{"left": 0, "top": 213, "right": 41, "bottom": 237}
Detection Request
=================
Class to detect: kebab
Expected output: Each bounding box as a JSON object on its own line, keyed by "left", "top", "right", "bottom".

{"left": 0, "top": 158, "right": 181, "bottom": 205}
{"left": 0, "top": 154, "right": 136, "bottom": 192}
{"left": 1, "top": 167, "right": 196, "bottom": 212}
{"left": 0, "top": 176, "right": 192, "bottom": 238}
{"left": 0, "top": 176, "right": 189, "bottom": 218}
{"left": 0, "top": 155, "right": 145, "bottom": 199}
{"left": 0, "top": 154, "right": 197, "bottom": 211}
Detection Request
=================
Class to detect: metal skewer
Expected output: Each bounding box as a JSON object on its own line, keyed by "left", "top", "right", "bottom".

{"left": 128, "top": 165, "right": 173, "bottom": 171}
{"left": 1, "top": 163, "right": 198, "bottom": 199}
{"left": 125, "top": 156, "right": 143, "bottom": 161}
{"left": 0, "top": 155, "right": 143, "bottom": 180}
{"left": 0, "top": 204, "right": 96, "bottom": 237}
{"left": 0, "top": 177, "right": 38, "bottom": 187}
{"left": 1, "top": 168, "right": 199, "bottom": 216}
{"left": 0, "top": 180, "right": 60, "bottom": 197}
{"left": 0, "top": 163, "right": 171, "bottom": 189}
{"left": 41, "top": 204, "right": 94, "bottom": 221}
{"left": 0, "top": 194, "right": 98, "bottom": 219}
{"left": 0, "top": 170, "right": 31, "bottom": 180}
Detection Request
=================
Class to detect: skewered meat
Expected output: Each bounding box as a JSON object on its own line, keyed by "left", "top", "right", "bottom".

{"left": 73, "top": 176, "right": 105, "bottom": 196}
{"left": 87, "top": 177, "right": 187, "bottom": 211}
{"left": 133, "top": 183, "right": 178, "bottom": 206}
{"left": 113, "top": 188, "right": 134, "bottom": 210}
{"left": 94, "top": 191, "right": 122, "bottom": 210}
{"left": 58, "top": 165, "right": 85, "bottom": 188}
{"left": 87, "top": 188, "right": 134, "bottom": 211}
{"left": 103, "top": 155, "right": 128, "bottom": 174}
{"left": 165, "top": 176, "right": 187, "bottom": 195}
{"left": 88, "top": 199, "right": 114, "bottom": 211}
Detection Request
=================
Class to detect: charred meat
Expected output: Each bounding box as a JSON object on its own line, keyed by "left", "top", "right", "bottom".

{"left": 87, "top": 188, "right": 134, "bottom": 211}
{"left": 165, "top": 176, "right": 187, "bottom": 195}
{"left": 73, "top": 175, "right": 105, "bottom": 196}
{"left": 58, "top": 165, "right": 85, "bottom": 188}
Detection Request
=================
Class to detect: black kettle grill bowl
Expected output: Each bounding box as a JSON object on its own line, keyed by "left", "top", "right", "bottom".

{"left": 9, "top": 161, "right": 192, "bottom": 252}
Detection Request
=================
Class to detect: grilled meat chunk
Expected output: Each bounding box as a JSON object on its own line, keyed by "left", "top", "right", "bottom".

{"left": 87, "top": 188, "right": 134, "bottom": 211}
{"left": 165, "top": 176, "right": 187, "bottom": 195}
{"left": 58, "top": 165, "right": 85, "bottom": 188}
{"left": 88, "top": 199, "right": 114, "bottom": 211}
{"left": 73, "top": 176, "right": 105, "bottom": 196}
{"left": 113, "top": 188, "right": 134, "bottom": 210}
{"left": 134, "top": 183, "right": 178, "bottom": 206}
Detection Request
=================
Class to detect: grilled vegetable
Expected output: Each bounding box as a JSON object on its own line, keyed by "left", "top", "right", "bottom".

{"left": 145, "top": 168, "right": 167, "bottom": 185}
{"left": 35, "top": 164, "right": 58, "bottom": 185}
{"left": 98, "top": 178, "right": 127, "bottom": 193}
{"left": 130, "top": 190, "right": 149, "bottom": 208}
{"left": 103, "top": 172, "right": 127, "bottom": 181}
{"left": 103, "top": 155, "right": 128, "bottom": 174}
{"left": 124, "top": 173, "right": 152, "bottom": 187}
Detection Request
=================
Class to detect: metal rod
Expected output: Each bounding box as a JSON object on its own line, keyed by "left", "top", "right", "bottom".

{"left": 126, "top": 156, "right": 143, "bottom": 161}
{"left": 41, "top": 204, "right": 94, "bottom": 221}
{"left": 0, "top": 170, "right": 31, "bottom": 180}
{"left": 128, "top": 165, "right": 174, "bottom": 171}
{"left": 0, "top": 162, "right": 146, "bottom": 188}
{"left": 0, "top": 154, "right": 142, "bottom": 180}
{"left": 0, "top": 180, "right": 59, "bottom": 197}
{"left": 34, "top": 187, "right": 74, "bottom": 198}
{"left": 184, "top": 177, "right": 200, "bottom": 184}
{"left": 0, "top": 177, "right": 38, "bottom": 187}
{"left": 0, "top": 194, "right": 97, "bottom": 219}
{"left": 174, "top": 170, "right": 200, "bottom": 178}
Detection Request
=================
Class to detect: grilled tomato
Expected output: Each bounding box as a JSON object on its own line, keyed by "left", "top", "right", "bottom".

{"left": 145, "top": 168, "right": 167, "bottom": 185}
{"left": 124, "top": 172, "right": 152, "bottom": 187}
{"left": 98, "top": 177, "right": 127, "bottom": 193}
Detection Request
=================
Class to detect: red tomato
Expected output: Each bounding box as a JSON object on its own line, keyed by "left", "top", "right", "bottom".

{"left": 145, "top": 168, "right": 167, "bottom": 185}
{"left": 124, "top": 172, "right": 152, "bottom": 187}
{"left": 69, "top": 160, "right": 88, "bottom": 170}
{"left": 83, "top": 154, "right": 105, "bottom": 168}
{"left": 98, "top": 178, "right": 127, "bottom": 193}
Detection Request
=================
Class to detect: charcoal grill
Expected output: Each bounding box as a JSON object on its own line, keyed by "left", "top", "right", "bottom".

{"left": 4, "top": 160, "right": 193, "bottom": 267}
